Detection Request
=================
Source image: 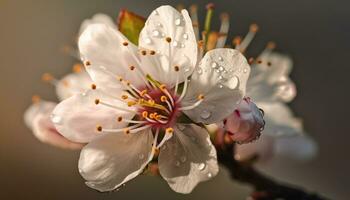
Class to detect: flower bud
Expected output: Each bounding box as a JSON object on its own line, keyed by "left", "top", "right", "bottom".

{"left": 224, "top": 97, "right": 264, "bottom": 144}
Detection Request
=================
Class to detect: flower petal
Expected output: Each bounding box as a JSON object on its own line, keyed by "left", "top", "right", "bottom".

{"left": 24, "top": 101, "right": 57, "bottom": 129}
{"left": 158, "top": 124, "right": 218, "bottom": 194}
{"left": 247, "top": 53, "right": 296, "bottom": 102}
{"left": 56, "top": 71, "right": 92, "bottom": 101}
{"left": 79, "top": 24, "right": 144, "bottom": 89}
{"left": 79, "top": 13, "right": 117, "bottom": 35}
{"left": 78, "top": 128, "right": 154, "bottom": 192}
{"left": 258, "top": 102, "right": 303, "bottom": 137}
{"left": 138, "top": 6, "right": 197, "bottom": 86}
{"left": 182, "top": 48, "right": 250, "bottom": 124}
{"left": 51, "top": 89, "right": 134, "bottom": 143}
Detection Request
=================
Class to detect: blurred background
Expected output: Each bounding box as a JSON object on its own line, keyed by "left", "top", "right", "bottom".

{"left": 0, "top": 0, "right": 349, "bottom": 199}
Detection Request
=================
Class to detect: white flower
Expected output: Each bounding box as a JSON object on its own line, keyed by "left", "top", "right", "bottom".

{"left": 79, "top": 13, "right": 116, "bottom": 35}
{"left": 224, "top": 97, "right": 265, "bottom": 144}
{"left": 51, "top": 5, "right": 250, "bottom": 193}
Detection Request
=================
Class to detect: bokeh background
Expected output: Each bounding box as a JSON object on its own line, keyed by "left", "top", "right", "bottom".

{"left": 1, "top": 0, "right": 349, "bottom": 199}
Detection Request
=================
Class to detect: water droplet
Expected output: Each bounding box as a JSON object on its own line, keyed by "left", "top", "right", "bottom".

{"left": 172, "top": 41, "right": 179, "bottom": 47}
{"left": 81, "top": 92, "right": 87, "bottom": 96}
{"left": 181, "top": 43, "right": 185, "bottom": 48}
{"left": 138, "top": 154, "right": 144, "bottom": 160}
{"left": 183, "top": 33, "right": 189, "bottom": 40}
{"left": 144, "top": 37, "right": 152, "bottom": 44}
{"left": 156, "top": 23, "right": 162, "bottom": 27}
{"left": 197, "top": 68, "right": 203, "bottom": 74}
{"left": 180, "top": 156, "right": 187, "bottom": 163}
{"left": 198, "top": 163, "right": 206, "bottom": 171}
{"left": 243, "top": 68, "right": 248, "bottom": 73}
{"left": 175, "top": 160, "right": 181, "bottom": 167}
{"left": 184, "top": 67, "right": 190, "bottom": 73}
{"left": 200, "top": 109, "right": 211, "bottom": 119}
{"left": 227, "top": 76, "right": 239, "bottom": 90}
{"left": 152, "top": 30, "right": 161, "bottom": 37}
{"left": 218, "top": 75, "right": 223, "bottom": 80}
{"left": 207, "top": 173, "right": 213, "bottom": 178}
{"left": 175, "top": 18, "right": 182, "bottom": 26}
{"left": 218, "top": 66, "right": 224, "bottom": 72}
{"left": 211, "top": 62, "right": 218, "bottom": 69}
{"left": 51, "top": 114, "right": 62, "bottom": 125}
{"left": 218, "top": 56, "right": 223, "bottom": 61}
{"left": 218, "top": 84, "right": 223, "bottom": 88}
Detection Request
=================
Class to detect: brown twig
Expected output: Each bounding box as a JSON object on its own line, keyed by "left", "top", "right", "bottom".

{"left": 216, "top": 143, "right": 328, "bottom": 200}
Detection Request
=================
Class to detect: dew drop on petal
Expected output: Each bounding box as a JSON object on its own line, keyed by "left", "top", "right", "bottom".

{"left": 51, "top": 114, "right": 62, "bottom": 125}
{"left": 172, "top": 41, "right": 179, "bottom": 47}
{"left": 175, "top": 18, "right": 182, "bottom": 26}
{"left": 218, "top": 66, "right": 224, "bottom": 72}
{"left": 243, "top": 68, "right": 248, "bottom": 73}
{"left": 175, "top": 160, "right": 181, "bottom": 167}
{"left": 198, "top": 163, "right": 206, "bottom": 171}
{"left": 218, "top": 56, "right": 223, "bottom": 61}
{"left": 180, "top": 156, "right": 187, "bottom": 163}
{"left": 211, "top": 62, "right": 218, "bottom": 69}
{"left": 152, "top": 30, "right": 161, "bottom": 37}
{"left": 218, "top": 84, "right": 223, "bottom": 89}
{"left": 227, "top": 76, "right": 239, "bottom": 90}
{"left": 183, "top": 33, "right": 189, "bottom": 40}
{"left": 144, "top": 37, "right": 152, "bottom": 44}
{"left": 181, "top": 43, "right": 185, "bottom": 48}
{"left": 156, "top": 23, "right": 162, "bottom": 27}
{"left": 207, "top": 173, "right": 213, "bottom": 178}
{"left": 200, "top": 109, "right": 211, "bottom": 119}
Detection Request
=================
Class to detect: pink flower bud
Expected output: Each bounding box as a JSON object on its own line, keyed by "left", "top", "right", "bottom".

{"left": 224, "top": 97, "right": 265, "bottom": 144}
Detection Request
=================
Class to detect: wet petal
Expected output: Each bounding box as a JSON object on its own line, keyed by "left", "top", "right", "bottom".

{"left": 183, "top": 49, "right": 250, "bottom": 124}
{"left": 79, "top": 13, "right": 117, "bottom": 35}
{"left": 138, "top": 6, "right": 197, "bottom": 86}
{"left": 79, "top": 128, "right": 154, "bottom": 192}
{"left": 158, "top": 124, "right": 218, "bottom": 194}
{"left": 56, "top": 71, "right": 92, "bottom": 101}
{"left": 52, "top": 89, "right": 134, "bottom": 143}
{"left": 24, "top": 101, "right": 56, "bottom": 129}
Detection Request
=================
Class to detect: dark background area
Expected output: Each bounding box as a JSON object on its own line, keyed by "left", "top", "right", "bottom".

{"left": 0, "top": 0, "right": 349, "bottom": 199}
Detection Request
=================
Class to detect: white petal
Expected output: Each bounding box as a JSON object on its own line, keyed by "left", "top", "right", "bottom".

{"left": 158, "top": 124, "right": 218, "bottom": 194}
{"left": 183, "top": 49, "right": 250, "bottom": 124}
{"left": 138, "top": 6, "right": 197, "bottom": 86}
{"left": 52, "top": 89, "right": 134, "bottom": 143}
{"left": 79, "top": 24, "right": 144, "bottom": 89}
{"left": 24, "top": 101, "right": 57, "bottom": 129}
{"left": 79, "top": 128, "right": 154, "bottom": 192}
{"left": 258, "top": 102, "right": 303, "bottom": 137}
{"left": 247, "top": 53, "right": 296, "bottom": 102}
{"left": 56, "top": 71, "right": 92, "bottom": 101}
{"left": 274, "top": 134, "right": 318, "bottom": 161}
{"left": 79, "top": 13, "right": 117, "bottom": 35}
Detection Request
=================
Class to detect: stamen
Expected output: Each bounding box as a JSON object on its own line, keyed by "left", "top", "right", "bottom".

{"left": 72, "top": 63, "right": 83, "bottom": 73}
{"left": 97, "top": 99, "right": 138, "bottom": 114}
{"left": 156, "top": 128, "right": 174, "bottom": 148}
{"left": 259, "top": 41, "right": 276, "bottom": 57}
{"left": 96, "top": 125, "right": 103, "bottom": 132}
{"left": 91, "top": 84, "right": 97, "bottom": 90}
{"left": 204, "top": 3, "right": 215, "bottom": 49}
{"left": 122, "top": 41, "right": 129, "bottom": 46}
{"left": 233, "top": 36, "right": 242, "bottom": 49}
{"left": 84, "top": 60, "right": 91, "bottom": 66}
{"left": 239, "top": 24, "right": 259, "bottom": 53}
{"left": 150, "top": 50, "right": 156, "bottom": 55}
{"left": 100, "top": 124, "right": 148, "bottom": 134}
{"left": 129, "top": 65, "right": 135, "bottom": 71}
{"left": 177, "top": 77, "right": 189, "bottom": 103}
{"left": 159, "top": 84, "right": 174, "bottom": 106}
{"left": 31, "top": 95, "right": 41, "bottom": 104}
{"left": 41, "top": 73, "right": 57, "bottom": 85}
{"left": 248, "top": 57, "right": 255, "bottom": 65}
{"left": 179, "top": 94, "right": 204, "bottom": 111}
{"left": 165, "top": 37, "right": 172, "bottom": 43}
{"left": 198, "top": 40, "right": 205, "bottom": 59}
{"left": 141, "top": 50, "right": 147, "bottom": 56}
{"left": 216, "top": 13, "right": 230, "bottom": 48}
{"left": 206, "top": 32, "right": 219, "bottom": 50}
{"left": 121, "top": 94, "right": 128, "bottom": 100}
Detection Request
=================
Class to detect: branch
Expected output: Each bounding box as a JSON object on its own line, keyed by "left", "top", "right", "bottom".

{"left": 216, "top": 143, "right": 328, "bottom": 200}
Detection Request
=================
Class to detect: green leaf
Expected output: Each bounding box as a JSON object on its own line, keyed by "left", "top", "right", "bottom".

{"left": 117, "top": 9, "right": 145, "bottom": 45}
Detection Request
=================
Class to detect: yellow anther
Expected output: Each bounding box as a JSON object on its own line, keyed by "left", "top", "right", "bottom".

{"left": 31, "top": 95, "right": 41, "bottom": 104}
{"left": 148, "top": 99, "right": 155, "bottom": 106}
{"left": 41, "top": 73, "right": 54, "bottom": 82}
{"left": 94, "top": 99, "right": 100, "bottom": 105}
{"left": 155, "top": 114, "right": 161, "bottom": 121}
{"left": 198, "top": 94, "right": 205, "bottom": 100}
{"left": 165, "top": 37, "right": 172, "bottom": 43}
{"left": 149, "top": 113, "right": 155, "bottom": 119}
{"left": 233, "top": 36, "right": 242, "bottom": 46}
{"left": 84, "top": 60, "right": 91, "bottom": 66}
{"left": 140, "top": 89, "right": 148, "bottom": 97}
{"left": 267, "top": 41, "right": 276, "bottom": 50}
{"left": 160, "top": 95, "right": 167, "bottom": 102}
{"left": 174, "top": 65, "right": 180, "bottom": 72}
{"left": 117, "top": 76, "right": 123, "bottom": 82}
{"left": 142, "top": 111, "right": 148, "bottom": 118}
{"left": 117, "top": 116, "right": 123, "bottom": 122}
{"left": 159, "top": 84, "right": 166, "bottom": 90}
{"left": 129, "top": 65, "right": 135, "bottom": 71}
{"left": 91, "top": 84, "right": 97, "bottom": 90}
{"left": 121, "top": 94, "right": 128, "bottom": 100}
{"left": 198, "top": 40, "right": 204, "bottom": 48}
{"left": 96, "top": 125, "right": 102, "bottom": 132}
{"left": 152, "top": 146, "right": 160, "bottom": 154}
{"left": 122, "top": 41, "right": 129, "bottom": 46}
{"left": 250, "top": 23, "right": 259, "bottom": 32}
{"left": 72, "top": 63, "right": 83, "bottom": 73}
{"left": 166, "top": 127, "right": 174, "bottom": 134}
{"left": 124, "top": 128, "right": 130, "bottom": 134}
{"left": 125, "top": 81, "right": 131, "bottom": 86}
{"left": 127, "top": 101, "right": 136, "bottom": 107}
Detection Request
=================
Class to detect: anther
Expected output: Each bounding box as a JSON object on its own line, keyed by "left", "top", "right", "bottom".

{"left": 174, "top": 65, "right": 180, "bottom": 72}
{"left": 141, "top": 50, "right": 147, "bottom": 55}
{"left": 122, "top": 42, "right": 129, "bottom": 46}
{"left": 127, "top": 101, "right": 136, "bottom": 107}
{"left": 91, "top": 84, "right": 97, "bottom": 90}
{"left": 124, "top": 128, "right": 130, "bottom": 134}
{"left": 129, "top": 65, "right": 135, "bottom": 70}
{"left": 257, "top": 60, "right": 262, "bottom": 64}
{"left": 94, "top": 99, "right": 100, "bottom": 105}
{"left": 198, "top": 40, "right": 204, "bottom": 48}
{"left": 198, "top": 94, "right": 205, "bottom": 100}
{"left": 150, "top": 50, "right": 156, "bottom": 55}
{"left": 233, "top": 36, "right": 242, "bottom": 46}
{"left": 72, "top": 63, "right": 83, "bottom": 73}
{"left": 140, "top": 89, "right": 148, "bottom": 97}
{"left": 41, "top": 73, "right": 54, "bottom": 82}
{"left": 31, "top": 95, "right": 41, "bottom": 104}
{"left": 267, "top": 62, "right": 272, "bottom": 66}
{"left": 96, "top": 125, "right": 102, "bottom": 132}
{"left": 142, "top": 111, "right": 148, "bottom": 118}
{"left": 267, "top": 41, "right": 276, "bottom": 50}
{"left": 159, "top": 84, "right": 166, "bottom": 90}
{"left": 148, "top": 99, "right": 155, "bottom": 106}
{"left": 117, "top": 116, "right": 123, "bottom": 122}
{"left": 166, "top": 127, "right": 174, "bottom": 134}
{"left": 117, "top": 76, "right": 123, "bottom": 82}
{"left": 165, "top": 37, "right": 172, "bottom": 43}
{"left": 250, "top": 23, "right": 259, "bottom": 32}
{"left": 160, "top": 95, "right": 167, "bottom": 102}
{"left": 84, "top": 60, "right": 91, "bottom": 66}
{"left": 121, "top": 94, "right": 128, "bottom": 100}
